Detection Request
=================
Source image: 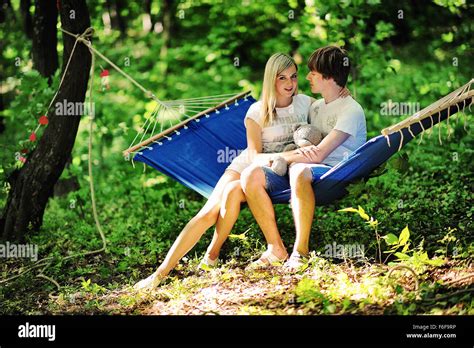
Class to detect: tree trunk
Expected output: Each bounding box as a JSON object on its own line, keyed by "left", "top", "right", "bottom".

{"left": 115, "top": 0, "right": 127, "bottom": 35}
{"left": 31, "top": 0, "right": 58, "bottom": 79}
{"left": 142, "top": 0, "right": 153, "bottom": 32}
{"left": 105, "top": 0, "right": 126, "bottom": 37}
{"left": 53, "top": 156, "right": 80, "bottom": 197}
{"left": 20, "top": 0, "right": 33, "bottom": 38}
{"left": 1, "top": 0, "right": 92, "bottom": 242}
{"left": 0, "top": 0, "right": 14, "bottom": 23}
{"left": 160, "top": 0, "right": 174, "bottom": 77}
{"left": 0, "top": 0, "right": 14, "bottom": 133}
{"left": 0, "top": 94, "right": 5, "bottom": 134}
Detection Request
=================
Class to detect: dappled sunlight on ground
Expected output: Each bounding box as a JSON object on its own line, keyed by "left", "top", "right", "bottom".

{"left": 45, "top": 258, "right": 473, "bottom": 316}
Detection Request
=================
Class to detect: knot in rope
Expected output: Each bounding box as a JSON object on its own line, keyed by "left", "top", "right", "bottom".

{"left": 60, "top": 26, "right": 94, "bottom": 43}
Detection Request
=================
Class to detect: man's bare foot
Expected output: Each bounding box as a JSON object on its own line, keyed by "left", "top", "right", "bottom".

{"left": 284, "top": 252, "right": 309, "bottom": 272}
{"left": 247, "top": 249, "right": 289, "bottom": 269}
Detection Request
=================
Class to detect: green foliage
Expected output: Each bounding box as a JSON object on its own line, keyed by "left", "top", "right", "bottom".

{"left": 0, "top": 0, "right": 472, "bottom": 315}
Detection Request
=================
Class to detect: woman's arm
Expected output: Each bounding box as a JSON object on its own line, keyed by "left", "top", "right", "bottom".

{"left": 244, "top": 118, "right": 263, "bottom": 161}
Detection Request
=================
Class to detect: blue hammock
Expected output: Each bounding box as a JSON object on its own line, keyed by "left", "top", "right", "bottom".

{"left": 133, "top": 93, "right": 471, "bottom": 205}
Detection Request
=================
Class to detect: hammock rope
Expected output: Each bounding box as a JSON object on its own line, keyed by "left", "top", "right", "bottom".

{"left": 381, "top": 78, "right": 473, "bottom": 151}
{"left": 123, "top": 90, "right": 251, "bottom": 156}
{"left": 61, "top": 27, "right": 241, "bottom": 156}
{"left": 1, "top": 27, "right": 107, "bottom": 289}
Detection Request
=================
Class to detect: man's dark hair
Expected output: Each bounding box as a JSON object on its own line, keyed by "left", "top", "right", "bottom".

{"left": 307, "top": 46, "right": 350, "bottom": 87}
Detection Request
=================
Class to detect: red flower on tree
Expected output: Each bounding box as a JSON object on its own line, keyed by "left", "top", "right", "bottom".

{"left": 39, "top": 115, "right": 49, "bottom": 125}
{"left": 100, "top": 69, "right": 110, "bottom": 90}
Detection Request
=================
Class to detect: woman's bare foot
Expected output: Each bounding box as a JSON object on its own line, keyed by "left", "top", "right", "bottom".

{"left": 198, "top": 253, "right": 219, "bottom": 271}
{"left": 133, "top": 269, "right": 165, "bottom": 291}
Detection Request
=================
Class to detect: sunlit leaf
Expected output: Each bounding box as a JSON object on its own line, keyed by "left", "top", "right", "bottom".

{"left": 399, "top": 226, "right": 410, "bottom": 246}
{"left": 383, "top": 233, "right": 399, "bottom": 245}
{"left": 394, "top": 252, "right": 409, "bottom": 260}
{"left": 338, "top": 207, "right": 359, "bottom": 213}
{"left": 358, "top": 206, "right": 370, "bottom": 221}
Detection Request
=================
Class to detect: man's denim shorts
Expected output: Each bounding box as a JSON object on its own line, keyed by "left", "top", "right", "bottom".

{"left": 261, "top": 164, "right": 333, "bottom": 193}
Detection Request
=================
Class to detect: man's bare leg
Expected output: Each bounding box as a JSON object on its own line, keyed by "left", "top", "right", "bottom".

{"left": 288, "top": 164, "right": 315, "bottom": 260}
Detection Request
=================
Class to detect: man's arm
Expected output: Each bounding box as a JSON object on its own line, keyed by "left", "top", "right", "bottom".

{"left": 255, "top": 129, "right": 350, "bottom": 165}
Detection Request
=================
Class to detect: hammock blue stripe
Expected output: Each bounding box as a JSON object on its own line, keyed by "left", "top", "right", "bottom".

{"left": 134, "top": 95, "right": 467, "bottom": 205}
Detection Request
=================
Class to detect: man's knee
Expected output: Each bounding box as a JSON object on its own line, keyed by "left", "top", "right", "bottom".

{"left": 240, "top": 166, "right": 265, "bottom": 193}
{"left": 289, "top": 163, "right": 313, "bottom": 189}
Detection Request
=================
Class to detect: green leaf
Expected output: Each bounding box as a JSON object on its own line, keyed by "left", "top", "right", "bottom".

{"left": 394, "top": 252, "right": 409, "bottom": 260}
{"left": 402, "top": 243, "right": 410, "bottom": 252}
{"left": 398, "top": 226, "right": 410, "bottom": 246}
{"left": 358, "top": 206, "right": 370, "bottom": 221}
{"left": 383, "top": 233, "right": 399, "bottom": 245}
{"left": 424, "top": 258, "right": 445, "bottom": 266}
{"left": 338, "top": 207, "right": 359, "bottom": 213}
{"left": 199, "top": 263, "right": 212, "bottom": 272}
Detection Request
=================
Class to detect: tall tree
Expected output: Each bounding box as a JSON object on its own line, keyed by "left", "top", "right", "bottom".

{"left": 105, "top": 0, "right": 126, "bottom": 37}
{"left": 31, "top": 0, "right": 58, "bottom": 79}
{"left": 159, "top": 0, "right": 176, "bottom": 77}
{"left": 0, "top": 0, "right": 14, "bottom": 23}
{"left": 142, "top": 0, "right": 153, "bottom": 32}
{"left": 1, "top": 0, "right": 92, "bottom": 242}
{"left": 20, "top": 0, "right": 33, "bottom": 38}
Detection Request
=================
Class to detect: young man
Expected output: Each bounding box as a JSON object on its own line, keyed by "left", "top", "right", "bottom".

{"left": 240, "top": 46, "right": 366, "bottom": 269}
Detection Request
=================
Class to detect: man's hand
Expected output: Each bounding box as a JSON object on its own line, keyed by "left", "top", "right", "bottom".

{"left": 296, "top": 145, "right": 321, "bottom": 163}
{"left": 339, "top": 87, "right": 351, "bottom": 98}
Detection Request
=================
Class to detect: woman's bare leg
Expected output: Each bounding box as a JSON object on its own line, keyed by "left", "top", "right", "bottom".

{"left": 154, "top": 170, "right": 240, "bottom": 277}
{"left": 205, "top": 180, "right": 246, "bottom": 261}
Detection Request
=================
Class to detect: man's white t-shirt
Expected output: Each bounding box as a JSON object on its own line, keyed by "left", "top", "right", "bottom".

{"left": 227, "top": 94, "right": 311, "bottom": 173}
{"left": 309, "top": 96, "right": 366, "bottom": 167}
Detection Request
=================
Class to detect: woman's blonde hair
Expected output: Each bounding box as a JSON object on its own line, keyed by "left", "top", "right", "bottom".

{"left": 261, "top": 53, "right": 298, "bottom": 126}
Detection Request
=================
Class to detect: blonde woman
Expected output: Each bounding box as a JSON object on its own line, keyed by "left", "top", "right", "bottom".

{"left": 134, "top": 53, "right": 346, "bottom": 290}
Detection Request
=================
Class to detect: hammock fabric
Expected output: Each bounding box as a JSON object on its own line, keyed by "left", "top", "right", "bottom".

{"left": 131, "top": 83, "right": 472, "bottom": 205}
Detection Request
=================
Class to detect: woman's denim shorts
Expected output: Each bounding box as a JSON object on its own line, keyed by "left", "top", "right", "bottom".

{"left": 261, "top": 164, "right": 332, "bottom": 193}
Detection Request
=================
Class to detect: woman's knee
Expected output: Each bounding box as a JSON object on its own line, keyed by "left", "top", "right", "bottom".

{"left": 208, "top": 170, "right": 240, "bottom": 201}
{"left": 223, "top": 180, "right": 245, "bottom": 202}
{"left": 241, "top": 166, "right": 265, "bottom": 193}
{"left": 195, "top": 205, "right": 219, "bottom": 225}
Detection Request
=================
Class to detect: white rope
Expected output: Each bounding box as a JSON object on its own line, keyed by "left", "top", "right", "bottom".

{"left": 0, "top": 27, "right": 108, "bottom": 289}
{"left": 150, "top": 104, "right": 164, "bottom": 138}
{"left": 60, "top": 26, "right": 250, "bottom": 159}
{"left": 163, "top": 93, "right": 238, "bottom": 102}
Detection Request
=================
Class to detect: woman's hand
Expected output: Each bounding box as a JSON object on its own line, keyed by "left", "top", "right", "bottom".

{"left": 339, "top": 87, "right": 352, "bottom": 98}
{"left": 253, "top": 153, "right": 272, "bottom": 166}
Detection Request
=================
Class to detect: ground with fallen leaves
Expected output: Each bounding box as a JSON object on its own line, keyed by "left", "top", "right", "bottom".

{"left": 41, "top": 256, "right": 473, "bottom": 315}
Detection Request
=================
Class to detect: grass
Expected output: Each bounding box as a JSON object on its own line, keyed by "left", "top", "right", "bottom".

{"left": 5, "top": 253, "right": 470, "bottom": 316}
